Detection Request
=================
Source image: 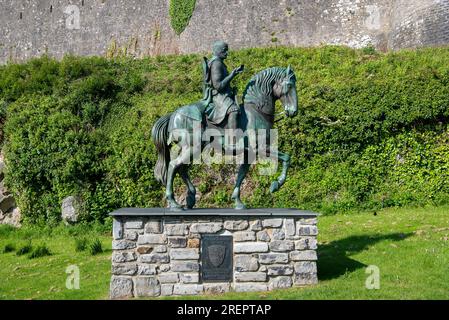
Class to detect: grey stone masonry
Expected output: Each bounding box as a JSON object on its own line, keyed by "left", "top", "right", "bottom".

{"left": 110, "top": 208, "right": 318, "bottom": 298}
{"left": 3, "top": 0, "right": 448, "bottom": 65}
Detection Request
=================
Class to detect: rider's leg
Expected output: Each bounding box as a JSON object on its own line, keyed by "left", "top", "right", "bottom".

{"left": 227, "top": 110, "right": 239, "bottom": 130}
{"left": 226, "top": 110, "right": 239, "bottom": 154}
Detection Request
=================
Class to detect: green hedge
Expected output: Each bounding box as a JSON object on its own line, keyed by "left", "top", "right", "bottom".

{"left": 169, "top": 0, "right": 197, "bottom": 35}
{"left": 0, "top": 46, "right": 448, "bottom": 223}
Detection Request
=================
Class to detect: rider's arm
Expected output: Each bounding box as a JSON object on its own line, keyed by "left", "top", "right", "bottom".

{"left": 211, "top": 61, "right": 235, "bottom": 93}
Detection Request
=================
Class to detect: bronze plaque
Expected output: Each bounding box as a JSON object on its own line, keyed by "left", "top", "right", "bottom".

{"left": 201, "top": 235, "right": 233, "bottom": 282}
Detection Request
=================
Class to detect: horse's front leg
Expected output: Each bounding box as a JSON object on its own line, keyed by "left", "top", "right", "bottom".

{"left": 232, "top": 163, "right": 251, "bottom": 210}
{"left": 269, "top": 151, "right": 290, "bottom": 193}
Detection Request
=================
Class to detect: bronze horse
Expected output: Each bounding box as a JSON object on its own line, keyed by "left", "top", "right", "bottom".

{"left": 151, "top": 66, "right": 298, "bottom": 210}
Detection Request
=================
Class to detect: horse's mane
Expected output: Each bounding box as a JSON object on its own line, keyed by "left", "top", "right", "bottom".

{"left": 242, "top": 67, "right": 295, "bottom": 105}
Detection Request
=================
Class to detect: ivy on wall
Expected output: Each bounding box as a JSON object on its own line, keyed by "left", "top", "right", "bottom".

{"left": 169, "top": 0, "right": 197, "bottom": 35}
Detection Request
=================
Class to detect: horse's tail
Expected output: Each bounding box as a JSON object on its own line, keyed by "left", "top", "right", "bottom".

{"left": 151, "top": 113, "right": 172, "bottom": 186}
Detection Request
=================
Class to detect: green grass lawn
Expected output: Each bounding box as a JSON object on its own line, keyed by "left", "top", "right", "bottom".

{"left": 1, "top": 206, "right": 448, "bottom": 300}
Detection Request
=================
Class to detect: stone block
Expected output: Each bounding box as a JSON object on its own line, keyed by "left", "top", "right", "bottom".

{"left": 171, "top": 261, "right": 200, "bottom": 272}
{"left": 168, "top": 236, "right": 187, "bottom": 248}
{"left": 110, "top": 276, "right": 133, "bottom": 299}
{"left": 112, "top": 263, "right": 137, "bottom": 276}
{"left": 187, "top": 238, "right": 200, "bottom": 248}
{"left": 267, "top": 265, "right": 294, "bottom": 276}
{"left": 269, "top": 240, "right": 294, "bottom": 252}
{"left": 258, "top": 253, "right": 289, "bottom": 264}
{"left": 295, "top": 237, "right": 317, "bottom": 250}
{"left": 249, "top": 220, "right": 263, "bottom": 231}
{"left": 284, "top": 219, "right": 296, "bottom": 236}
{"left": 256, "top": 230, "right": 271, "bottom": 242}
{"left": 160, "top": 264, "right": 170, "bottom": 272}
{"left": 135, "top": 277, "right": 161, "bottom": 297}
{"left": 170, "top": 248, "right": 199, "bottom": 260}
{"left": 235, "top": 255, "right": 259, "bottom": 272}
{"left": 190, "top": 222, "right": 223, "bottom": 233}
{"left": 262, "top": 218, "right": 283, "bottom": 228}
{"left": 204, "top": 283, "right": 231, "bottom": 295}
{"left": 137, "top": 264, "right": 157, "bottom": 275}
{"left": 145, "top": 220, "right": 162, "bottom": 234}
{"left": 180, "top": 273, "right": 199, "bottom": 283}
{"left": 234, "top": 242, "right": 269, "bottom": 253}
{"left": 136, "top": 246, "right": 153, "bottom": 254}
{"left": 154, "top": 245, "right": 167, "bottom": 253}
{"left": 159, "top": 273, "right": 179, "bottom": 283}
{"left": 124, "top": 230, "right": 138, "bottom": 241}
{"left": 271, "top": 229, "right": 285, "bottom": 240}
{"left": 124, "top": 220, "right": 144, "bottom": 229}
{"left": 112, "top": 251, "right": 137, "bottom": 263}
{"left": 165, "top": 223, "right": 189, "bottom": 236}
{"left": 234, "top": 283, "right": 268, "bottom": 292}
{"left": 173, "top": 284, "right": 204, "bottom": 295}
{"left": 294, "top": 261, "right": 317, "bottom": 274}
{"left": 113, "top": 218, "right": 123, "bottom": 240}
{"left": 269, "top": 276, "right": 293, "bottom": 290}
{"left": 137, "top": 234, "right": 166, "bottom": 245}
{"left": 289, "top": 250, "right": 317, "bottom": 261}
{"left": 235, "top": 272, "right": 267, "bottom": 282}
{"left": 233, "top": 231, "right": 256, "bottom": 242}
{"left": 224, "top": 220, "right": 249, "bottom": 231}
{"left": 294, "top": 273, "right": 318, "bottom": 285}
{"left": 112, "top": 240, "right": 136, "bottom": 250}
{"left": 297, "top": 225, "right": 318, "bottom": 236}
{"left": 140, "top": 253, "right": 169, "bottom": 264}
{"left": 161, "top": 284, "right": 174, "bottom": 296}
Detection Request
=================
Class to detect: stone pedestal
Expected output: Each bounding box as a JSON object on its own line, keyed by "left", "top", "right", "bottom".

{"left": 109, "top": 208, "right": 318, "bottom": 299}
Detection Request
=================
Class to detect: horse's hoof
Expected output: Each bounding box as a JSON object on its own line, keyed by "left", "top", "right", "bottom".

{"left": 167, "top": 199, "right": 183, "bottom": 211}
{"left": 186, "top": 192, "right": 196, "bottom": 209}
{"left": 168, "top": 205, "right": 184, "bottom": 212}
{"left": 234, "top": 202, "right": 247, "bottom": 210}
{"left": 270, "top": 181, "right": 280, "bottom": 193}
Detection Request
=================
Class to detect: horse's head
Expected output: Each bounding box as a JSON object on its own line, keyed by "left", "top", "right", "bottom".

{"left": 277, "top": 65, "right": 298, "bottom": 118}
{"left": 243, "top": 66, "right": 298, "bottom": 120}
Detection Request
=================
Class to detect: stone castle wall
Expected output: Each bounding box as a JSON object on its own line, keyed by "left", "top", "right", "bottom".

{"left": 1, "top": 0, "right": 448, "bottom": 64}
{"left": 110, "top": 210, "right": 318, "bottom": 298}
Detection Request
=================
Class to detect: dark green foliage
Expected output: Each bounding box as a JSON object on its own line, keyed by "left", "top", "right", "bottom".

{"left": 2, "top": 243, "right": 15, "bottom": 253}
{"left": 16, "top": 242, "right": 32, "bottom": 256}
{"left": 0, "top": 46, "right": 448, "bottom": 221}
{"left": 28, "top": 244, "right": 52, "bottom": 259}
{"left": 88, "top": 238, "right": 103, "bottom": 255}
{"left": 0, "top": 225, "right": 16, "bottom": 236}
{"left": 74, "top": 237, "right": 88, "bottom": 252}
{"left": 169, "top": 0, "right": 197, "bottom": 35}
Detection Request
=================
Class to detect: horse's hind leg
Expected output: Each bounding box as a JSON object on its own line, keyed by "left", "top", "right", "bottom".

{"left": 269, "top": 151, "right": 290, "bottom": 193}
{"left": 179, "top": 165, "right": 196, "bottom": 209}
{"left": 166, "top": 146, "right": 192, "bottom": 211}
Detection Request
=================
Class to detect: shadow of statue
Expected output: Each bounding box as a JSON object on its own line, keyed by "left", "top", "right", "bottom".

{"left": 317, "top": 232, "right": 413, "bottom": 280}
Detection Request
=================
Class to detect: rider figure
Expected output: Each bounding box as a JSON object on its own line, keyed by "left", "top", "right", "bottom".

{"left": 205, "top": 41, "right": 244, "bottom": 130}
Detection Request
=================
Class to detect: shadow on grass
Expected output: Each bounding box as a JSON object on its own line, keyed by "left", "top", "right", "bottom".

{"left": 317, "top": 232, "right": 413, "bottom": 280}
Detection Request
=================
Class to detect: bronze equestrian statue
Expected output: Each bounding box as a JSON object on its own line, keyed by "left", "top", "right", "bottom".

{"left": 151, "top": 41, "right": 298, "bottom": 210}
